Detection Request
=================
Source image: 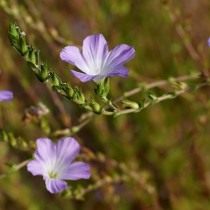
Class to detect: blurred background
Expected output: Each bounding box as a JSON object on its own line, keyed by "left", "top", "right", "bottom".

{"left": 1, "top": 0, "right": 210, "bottom": 209}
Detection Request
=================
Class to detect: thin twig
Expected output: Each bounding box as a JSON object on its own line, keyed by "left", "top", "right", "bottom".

{"left": 114, "top": 84, "right": 205, "bottom": 117}
{"left": 113, "top": 73, "right": 200, "bottom": 104}
{"left": 51, "top": 113, "right": 93, "bottom": 137}
{"left": 0, "top": 159, "right": 30, "bottom": 180}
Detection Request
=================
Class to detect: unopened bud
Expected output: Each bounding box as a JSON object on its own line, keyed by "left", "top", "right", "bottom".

{"left": 28, "top": 48, "right": 36, "bottom": 64}
{"left": 49, "top": 72, "right": 61, "bottom": 86}
{"left": 122, "top": 100, "right": 139, "bottom": 109}
{"left": 73, "top": 88, "right": 85, "bottom": 105}
{"left": 95, "top": 78, "right": 110, "bottom": 101}
{"left": 20, "top": 37, "right": 28, "bottom": 55}
{"left": 90, "top": 101, "right": 101, "bottom": 113}
{"left": 38, "top": 63, "right": 49, "bottom": 82}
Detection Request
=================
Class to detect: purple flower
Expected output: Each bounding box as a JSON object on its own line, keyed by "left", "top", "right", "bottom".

{"left": 27, "top": 137, "right": 91, "bottom": 194}
{"left": 60, "top": 34, "right": 135, "bottom": 82}
{"left": 208, "top": 37, "right": 210, "bottom": 47}
{"left": 0, "top": 90, "right": 13, "bottom": 102}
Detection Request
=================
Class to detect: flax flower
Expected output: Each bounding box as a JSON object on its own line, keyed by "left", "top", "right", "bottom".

{"left": 60, "top": 34, "right": 135, "bottom": 82}
{"left": 27, "top": 137, "right": 90, "bottom": 193}
{"left": 0, "top": 90, "right": 13, "bottom": 102}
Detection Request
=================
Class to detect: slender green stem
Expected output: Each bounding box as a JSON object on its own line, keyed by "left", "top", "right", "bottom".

{"left": 51, "top": 115, "right": 93, "bottom": 137}
{"left": 113, "top": 72, "right": 200, "bottom": 104}
{"left": 0, "top": 160, "right": 30, "bottom": 180}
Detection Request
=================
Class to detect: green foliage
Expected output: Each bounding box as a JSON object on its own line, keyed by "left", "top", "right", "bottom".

{"left": 8, "top": 23, "right": 101, "bottom": 112}
{"left": 0, "top": 0, "right": 210, "bottom": 210}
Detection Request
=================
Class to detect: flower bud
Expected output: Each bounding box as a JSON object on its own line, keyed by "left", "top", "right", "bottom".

{"left": 28, "top": 47, "right": 37, "bottom": 64}
{"left": 90, "top": 101, "right": 101, "bottom": 113}
{"left": 9, "top": 23, "right": 19, "bottom": 39}
{"left": 122, "top": 100, "right": 139, "bottom": 109}
{"left": 38, "top": 63, "right": 49, "bottom": 82}
{"left": 49, "top": 72, "right": 61, "bottom": 86}
{"left": 95, "top": 78, "right": 110, "bottom": 101}
{"left": 20, "top": 36, "right": 28, "bottom": 56}
{"left": 73, "top": 88, "right": 85, "bottom": 105}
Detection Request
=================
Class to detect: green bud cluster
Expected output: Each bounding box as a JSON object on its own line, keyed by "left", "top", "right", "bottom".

{"left": 8, "top": 23, "right": 198, "bottom": 118}
{"left": 8, "top": 23, "right": 101, "bottom": 112}
{"left": 0, "top": 129, "right": 31, "bottom": 151}
{"left": 94, "top": 78, "right": 110, "bottom": 102}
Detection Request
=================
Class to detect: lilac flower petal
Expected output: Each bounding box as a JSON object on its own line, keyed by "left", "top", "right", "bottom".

{"left": 0, "top": 90, "right": 13, "bottom": 102}
{"left": 208, "top": 37, "right": 210, "bottom": 47}
{"left": 106, "top": 44, "right": 135, "bottom": 67}
{"left": 82, "top": 34, "right": 108, "bottom": 74}
{"left": 34, "top": 138, "right": 56, "bottom": 163}
{"left": 56, "top": 137, "right": 80, "bottom": 165}
{"left": 27, "top": 137, "right": 91, "bottom": 194}
{"left": 60, "top": 46, "right": 90, "bottom": 74}
{"left": 60, "top": 46, "right": 81, "bottom": 65}
{"left": 93, "top": 66, "right": 128, "bottom": 81}
{"left": 60, "top": 161, "right": 91, "bottom": 180}
{"left": 27, "top": 160, "right": 43, "bottom": 176}
{"left": 45, "top": 179, "right": 68, "bottom": 193}
{"left": 71, "top": 70, "right": 95, "bottom": 82}
{"left": 107, "top": 65, "right": 128, "bottom": 77}
{"left": 60, "top": 34, "right": 135, "bottom": 82}
{"left": 93, "top": 75, "right": 106, "bottom": 82}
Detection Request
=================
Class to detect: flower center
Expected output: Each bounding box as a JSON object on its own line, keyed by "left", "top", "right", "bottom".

{"left": 48, "top": 171, "right": 58, "bottom": 179}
